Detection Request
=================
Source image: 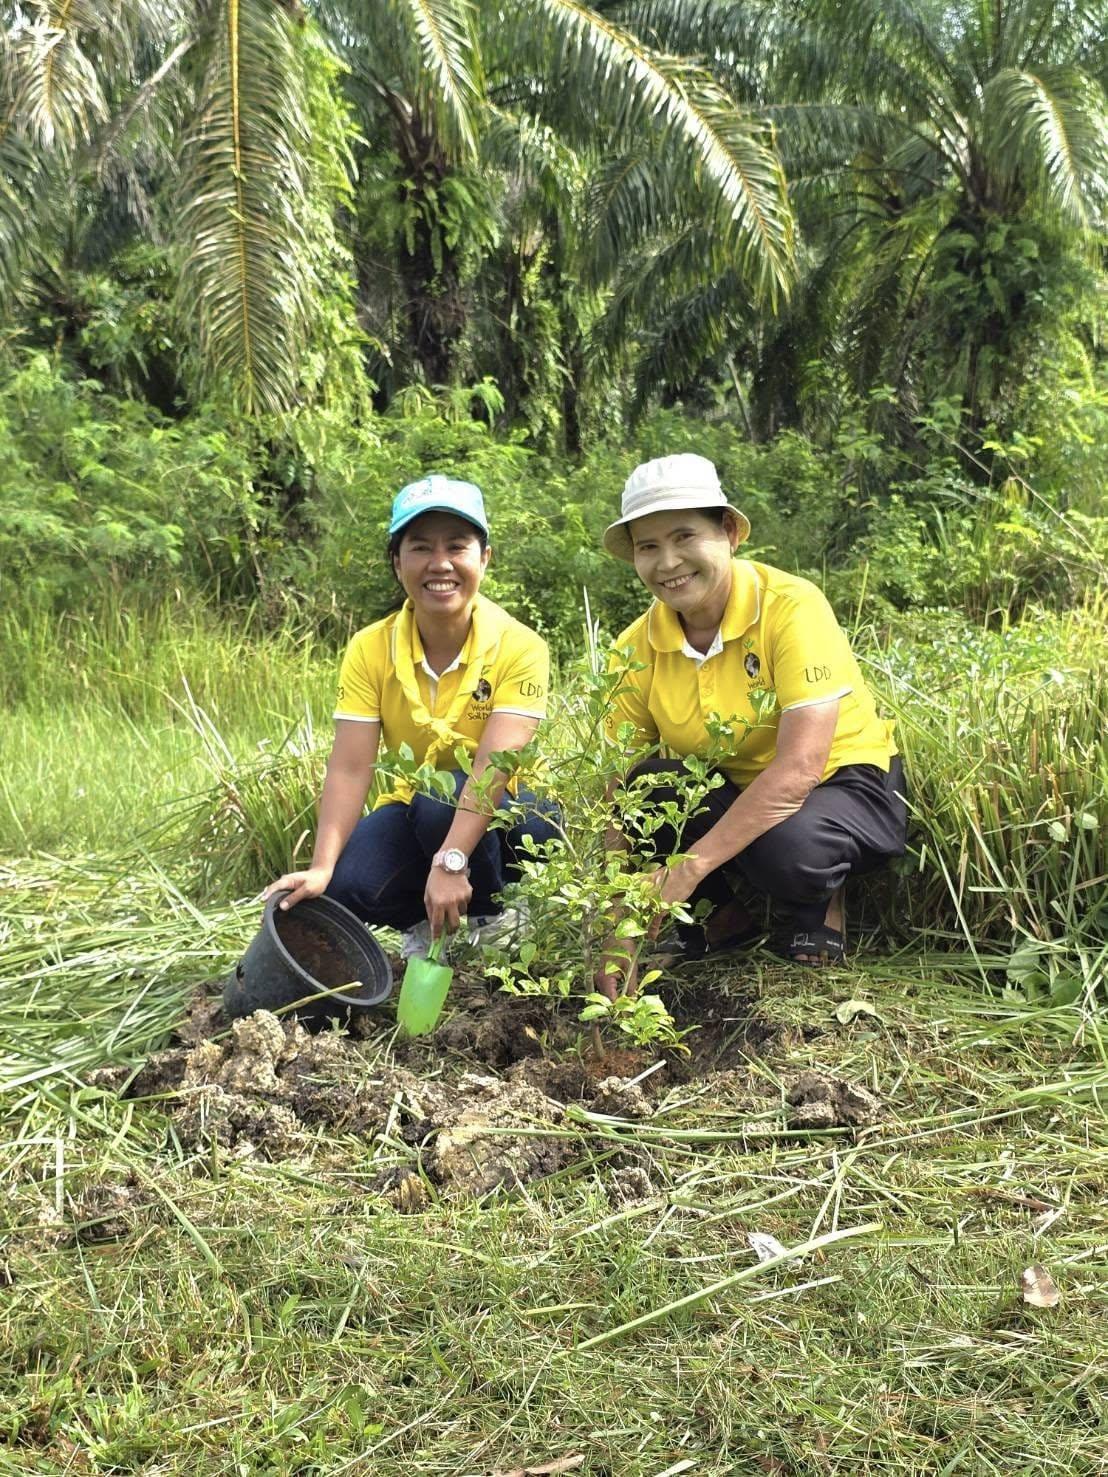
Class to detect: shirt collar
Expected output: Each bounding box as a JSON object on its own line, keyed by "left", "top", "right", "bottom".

{"left": 421, "top": 651, "right": 462, "bottom": 681}
{"left": 680, "top": 629, "right": 723, "bottom": 665}
{"left": 406, "top": 600, "right": 476, "bottom": 673}
{"left": 646, "top": 560, "right": 760, "bottom": 653}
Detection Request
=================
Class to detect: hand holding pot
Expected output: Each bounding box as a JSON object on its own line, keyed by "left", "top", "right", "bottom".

{"left": 263, "top": 866, "right": 333, "bottom": 911}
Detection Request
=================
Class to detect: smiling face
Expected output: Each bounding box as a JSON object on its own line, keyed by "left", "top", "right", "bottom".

{"left": 629, "top": 507, "right": 741, "bottom": 629}
{"left": 392, "top": 512, "right": 490, "bottom": 621}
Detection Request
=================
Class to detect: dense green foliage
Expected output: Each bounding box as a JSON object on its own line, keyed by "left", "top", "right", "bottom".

{"left": 1, "top": 0, "right": 1104, "bottom": 438}
{"left": 1, "top": 0, "right": 1104, "bottom": 976}
{"left": 4, "top": 353, "right": 1107, "bottom": 648}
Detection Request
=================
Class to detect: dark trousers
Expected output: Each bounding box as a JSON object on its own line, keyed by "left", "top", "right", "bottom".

{"left": 621, "top": 756, "right": 908, "bottom": 932}
{"left": 326, "top": 771, "right": 561, "bottom": 931}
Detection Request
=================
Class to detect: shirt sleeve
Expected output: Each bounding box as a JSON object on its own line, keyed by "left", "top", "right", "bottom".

{"left": 334, "top": 632, "right": 381, "bottom": 722}
{"left": 603, "top": 644, "right": 659, "bottom": 750}
{"left": 770, "top": 587, "right": 856, "bottom": 712}
{"left": 491, "top": 629, "right": 549, "bottom": 718}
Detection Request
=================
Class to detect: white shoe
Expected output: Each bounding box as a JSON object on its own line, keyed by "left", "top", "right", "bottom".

{"left": 467, "top": 904, "right": 526, "bottom": 951}
{"left": 400, "top": 921, "right": 432, "bottom": 960}
{"left": 401, "top": 903, "right": 528, "bottom": 959}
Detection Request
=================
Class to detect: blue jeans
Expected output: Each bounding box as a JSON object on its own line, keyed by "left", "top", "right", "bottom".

{"left": 326, "top": 771, "right": 562, "bottom": 930}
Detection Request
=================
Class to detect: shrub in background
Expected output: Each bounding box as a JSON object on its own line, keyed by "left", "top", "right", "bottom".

{"left": 0, "top": 354, "right": 265, "bottom": 604}
{"left": 279, "top": 405, "right": 856, "bottom": 653}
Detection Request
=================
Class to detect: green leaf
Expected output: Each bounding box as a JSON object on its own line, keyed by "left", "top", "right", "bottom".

{"left": 1006, "top": 942, "right": 1048, "bottom": 984}
{"left": 1048, "top": 976, "right": 1083, "bottom": 1007}
{"left": 177, "top": 0, "right": 322, "bottom": 414}
{"left": 578, "top": 1003, "right": 610, "bottom": 1022}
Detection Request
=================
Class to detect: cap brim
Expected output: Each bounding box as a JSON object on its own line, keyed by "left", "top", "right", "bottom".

{"left": 389, "top": 505, "right": 489, "bottom": 538}
{"left": 602, "top": 503, "right": 751, "bottom": 561}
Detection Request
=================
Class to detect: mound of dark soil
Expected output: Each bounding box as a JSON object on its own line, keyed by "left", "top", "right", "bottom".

{"left": 83, "top": 971, "right": 884, "bottom": 1206}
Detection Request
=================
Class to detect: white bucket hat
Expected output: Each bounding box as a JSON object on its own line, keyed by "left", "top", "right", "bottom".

{"left": 603, "top": 453, "right": 750, "bottom": 562}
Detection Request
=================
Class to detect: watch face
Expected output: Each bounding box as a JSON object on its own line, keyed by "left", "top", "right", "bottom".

{"left": 442, "top": 848, "right": 467, "bottom": 874}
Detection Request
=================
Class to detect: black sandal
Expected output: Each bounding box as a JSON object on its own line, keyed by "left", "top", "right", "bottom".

{"left": 773, "top": 922, "right": 846, "bottom": 966}
{"left": 663, "top": 921, "right": 764, "bottom": 964}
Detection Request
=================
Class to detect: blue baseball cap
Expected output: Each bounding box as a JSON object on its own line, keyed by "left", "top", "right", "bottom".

{"left": 388, "top": 475, "right": 489, "bottom": 539}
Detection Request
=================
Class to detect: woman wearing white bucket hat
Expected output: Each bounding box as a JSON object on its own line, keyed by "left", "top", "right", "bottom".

{"left": 598, "top": 453, "right": 906, "bottom": 989}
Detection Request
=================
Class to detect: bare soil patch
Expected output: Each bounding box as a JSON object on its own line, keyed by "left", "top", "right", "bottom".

{"left": 85, "top": 968, "right": 884, "bottom": 1203}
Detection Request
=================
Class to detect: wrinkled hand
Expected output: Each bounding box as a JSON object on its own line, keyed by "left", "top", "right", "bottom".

{"left": 425, "top": 864, "right": 472, "bottom": 938}
{"left": 595, "top": 934, "right": 639, "bottom": 1001}
{"left": 263, "top": 866, "right": 333, "bottom": 910}
{"left": 648, "top": 855, "right": 710, "bottom": 919}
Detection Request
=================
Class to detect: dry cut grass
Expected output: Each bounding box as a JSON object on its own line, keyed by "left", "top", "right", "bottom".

{"left": 2, "top": 860, "right": 1107, "bottom": 1475}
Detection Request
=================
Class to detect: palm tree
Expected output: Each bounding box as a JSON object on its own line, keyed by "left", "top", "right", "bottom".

{"left": 0, "top": 0, "right": 795, "bottom": 420}
{"left": 0, "top": 1, "right": 348, "bottom": 417}
{"left": 318, "top": 0, "right": 795, "bottom": 404}
{"left": 0, "top": 2, "right": 187, "bottom": 308}
{"left": 618, "top": 0, "right": 1108, "bottom": 431}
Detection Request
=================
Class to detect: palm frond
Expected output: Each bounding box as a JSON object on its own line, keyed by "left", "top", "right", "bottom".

{"left": 511, "top": 0, "right": 795, "bottom": 305}
{"left": 481, "top": 106, "right": 587, "bottom": 250}
{"left": 7, "top": 2, "right": 107, "bottom": 149}
{"left": 590, "top": 219, "right": 726, "bottom": 369}
{"left": 614, "top": 0, "right": 779, "bottom": 97}
{"left": 628, "top": 270, "right": 750, "bottom": 412}
{"left": 583, "top": 150, "right": 687, "bottom": 284}
{"left": 0, "top": 121, "right": 46, "bottom": 300}
{"left": 983, "top": 65, "right": 1108, "bottom": 226}
{"left": 176, "top": 0, "right": 318, "bottom": 415}
{"left": 390, "top": 0, "right": 480, "bottom": 157}
{"left": 318, "top": 0, "right": 481, "bottom": 161}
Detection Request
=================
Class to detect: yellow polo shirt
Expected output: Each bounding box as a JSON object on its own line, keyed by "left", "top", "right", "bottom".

{"left": 335, "top": 596, "right": 549, "bottom": 807}
{"left": 605, "top": 559, "right": 895, "bottom": 787}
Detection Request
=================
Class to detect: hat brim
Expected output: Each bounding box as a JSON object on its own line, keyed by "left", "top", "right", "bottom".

{"left": 389, "top": 505, "right": 489, "bottom": 539}
{"left": 602, "top": 501, "right": 751, "bottom": 561}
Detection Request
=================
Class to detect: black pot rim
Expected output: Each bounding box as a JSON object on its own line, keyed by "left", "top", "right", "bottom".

{"left": 264, "top": 889, "right": 392, "bottom": 1008}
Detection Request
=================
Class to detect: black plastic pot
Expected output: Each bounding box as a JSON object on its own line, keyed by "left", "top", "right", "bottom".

{"left": 223, "top": 891, "right": 392, "bottom": 1029}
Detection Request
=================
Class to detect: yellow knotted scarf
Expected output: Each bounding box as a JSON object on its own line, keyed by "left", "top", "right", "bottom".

{"left": 389, "top": 594, "right": 511, "bottom": 769}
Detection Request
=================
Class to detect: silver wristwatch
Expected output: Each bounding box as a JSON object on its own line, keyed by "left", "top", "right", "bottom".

{"left": 433, "top": 847, "right": 468, "bottom": 875}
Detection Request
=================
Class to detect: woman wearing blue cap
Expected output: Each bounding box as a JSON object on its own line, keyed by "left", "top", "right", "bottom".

{"left": 265, "top": 476, "right": 559, "bottom": 956}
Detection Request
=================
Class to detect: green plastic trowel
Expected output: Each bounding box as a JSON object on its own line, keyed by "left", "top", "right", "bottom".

{"left": 396, "top": 930, "right": 453, "bottom": 1036}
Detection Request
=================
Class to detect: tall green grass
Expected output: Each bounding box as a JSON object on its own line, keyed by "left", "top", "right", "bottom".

{"left": 0, "top": 596, "right": 335, "bottom": 854}
{"left": 3, "top": 593, "right": 1105, "bottom": 979}
{"left": 0, "top": 594, "right": 335, "bottom": 717}
{"left": 867, "top": 601, "right": 1108, "bottom": 965}
{"left": 156, "top": 599, "right": 1107, "bottom": 974}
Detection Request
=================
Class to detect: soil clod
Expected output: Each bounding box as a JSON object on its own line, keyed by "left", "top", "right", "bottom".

{"left": 608, "top": 1166, "right": 656, "bottom": 1204}
{"left": 428, "top": 1073, "right": 571, "bottom": 1197}
{"left": 81, "top": 968, "right": 787, "bottom": 1204}
{"left": 589, "top": 1075, "right": 653, "bottom": 1119}
{"left": 377, "top": 1168, "right": 431, "bottom": 1213}
{"left": 785, "top": 1070, "right": 881, "bottom": 1129}
{"left": 431, "top": 993, "right": 549, "bottom": 1068}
